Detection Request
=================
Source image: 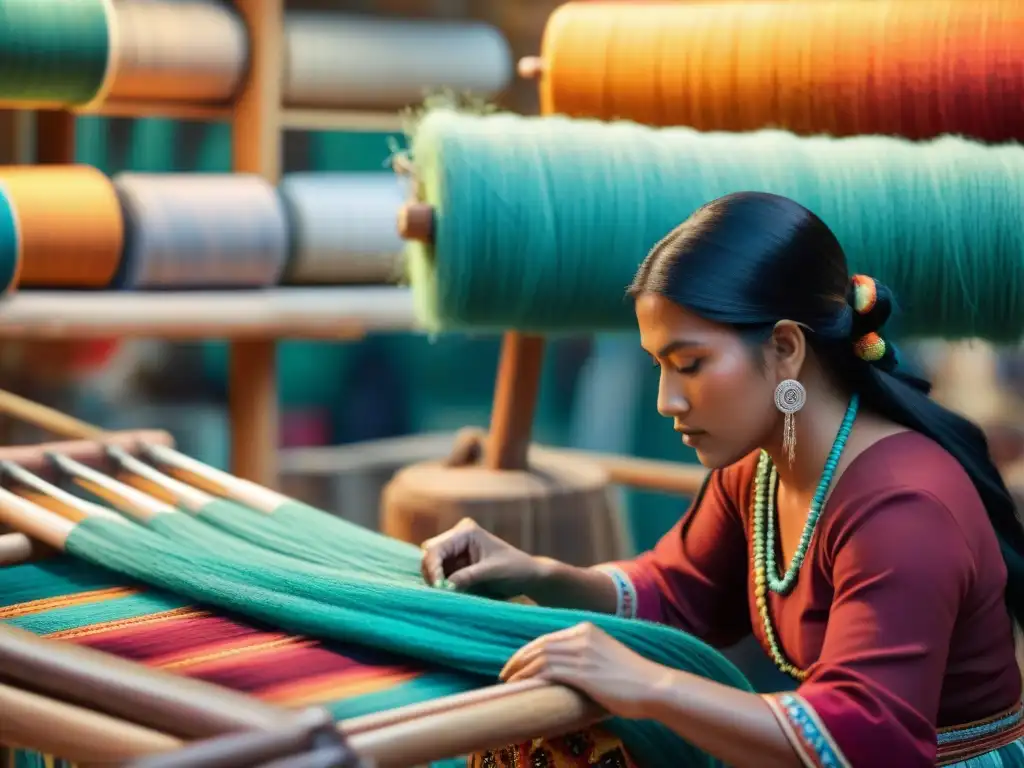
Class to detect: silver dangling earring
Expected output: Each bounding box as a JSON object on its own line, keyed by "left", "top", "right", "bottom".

{"left": 774, "top": 379, "right": 806, "bottom": 467}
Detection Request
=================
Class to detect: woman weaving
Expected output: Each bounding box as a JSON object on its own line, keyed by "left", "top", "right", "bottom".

{"left": 422, "top": 193, "right": 1024, "bottom": 768}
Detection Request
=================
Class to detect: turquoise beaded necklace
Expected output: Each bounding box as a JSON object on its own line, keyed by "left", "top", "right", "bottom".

{"left": 752, "top": 393, "right": 859, "bottom": 679}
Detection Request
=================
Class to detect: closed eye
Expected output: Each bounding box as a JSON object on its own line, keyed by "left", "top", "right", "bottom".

{"left": 650, "top": 357, "right": 703, "bottom": 375}
{"left": 675, "top": 359, "right": 703, "bottom": 375}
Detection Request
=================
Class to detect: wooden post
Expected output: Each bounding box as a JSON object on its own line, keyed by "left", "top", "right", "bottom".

{"left": 34, "top": 111, "right": 76, "bottom": 165}
{"left": 229, "top": 0, "right": 283, "bottom": 487}
{"left": 485, "top": 333, "right": 545, "bottom": 470}
{"left": 0, "top": 110, "right": 32, "bottom": 165}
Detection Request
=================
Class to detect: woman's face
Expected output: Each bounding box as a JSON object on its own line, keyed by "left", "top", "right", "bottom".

{"left": 635, "top": 292, "right": 779, "bottom": 469}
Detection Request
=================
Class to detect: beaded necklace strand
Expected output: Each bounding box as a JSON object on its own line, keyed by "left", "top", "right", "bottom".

{"left": 752, "top": 393, "right": 859, "bottom": 679}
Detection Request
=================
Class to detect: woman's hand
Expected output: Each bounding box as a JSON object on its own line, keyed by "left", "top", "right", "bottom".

{"left": 420, "top": 517, "right": 544, "bottom": 597}
{"left": 499, "top": 622, "right": 672, "bottom": 720}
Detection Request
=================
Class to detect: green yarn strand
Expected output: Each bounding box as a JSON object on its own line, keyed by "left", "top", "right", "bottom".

{"left": 0, "top": 0, "right": 112, "bottom": 105}
{"left": 407, "top": 109, "right": 1024, "bottom": 341}
{"left": 64, "top": 515, "right": 750, "bottom": 768}
{"left": 193, "top": 499, "right": 422, "bottom": 581}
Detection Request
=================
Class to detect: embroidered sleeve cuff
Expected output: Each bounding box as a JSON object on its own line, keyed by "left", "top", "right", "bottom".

{"left": 592, "top": 560, "right": 663, "bottom": 623}
{"left": 763, "top": 692, "right": 851, "bottom": 768}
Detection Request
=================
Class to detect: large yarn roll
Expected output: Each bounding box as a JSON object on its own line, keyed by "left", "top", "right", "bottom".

{"left": 278, "top": 173, "right": 406, "bottom": 285}
{"left": 284, "top": 13, "right": 512, "bottom": 109}
{"left": 106, "top": 0, "right": 248, "bottom": 104}
{"left": 537, "top": 0, "right": 1024, "bottom": 142}
{"left": 0, "top": 165, "right": 122, "bottom": 288}
{"left": 113, "top": 173, "right": 288, "bottom": 289}
{"left": 406, "top": 109, "right": 1024, "bottom": 341}
{"left": 0, "top": 0, "right": 113, "bottom": 105}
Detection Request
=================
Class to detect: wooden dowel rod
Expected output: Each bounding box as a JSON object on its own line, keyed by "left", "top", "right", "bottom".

{"left": 533, "top": 445, "right": 709, "bottom": 496}
{"left": 0, "top": 625, "right": 286, "bottom": 739}
{"left": 0, "top": 681, "right": 182, "bottom": 763}
{"left": 256, "top": 745, "right": 363, "bottom": 768}
{"left": 125, "top": 708, "right": 349, "bottom": 768}
{"left": 342, "top": 678, "right": 548, "bottom": 735}
{"left": 0, "top": 531, "right": 39, "bottom": 564}
{"left": 517, "top": 56, "right": 545, "bottom": 79}
{"left": 0, "top": 388, "right": 105, "bottom": 440}
{"left": 397, "top": 203, "right": 434, "bottom": 243}
{"left": 0, "top": 429, "right": 172, "bottom": 477}
{"left": 485, "top": 332, "right": 546, "bottom": 471}
{"left": 346, "top": 682, "right": 602, "bottom": 768}
{"left": 278, "top": 433, "right": 710, "bottom": 497}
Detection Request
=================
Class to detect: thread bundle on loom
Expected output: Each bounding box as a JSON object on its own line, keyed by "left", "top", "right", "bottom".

{"left": 0, "top": 449, "right": 754, "bottom": 768}
{"left": 0, "top": 0, "right": 512, "bottom": 110}
{"left": 0, "top": 166, "right": 409, "bottom": 291}
{"left": 405, "top": 108, "right": 1024, "bottom": 342}
{"left": 536, "top": 0, "right": 1024, "bottom": 142}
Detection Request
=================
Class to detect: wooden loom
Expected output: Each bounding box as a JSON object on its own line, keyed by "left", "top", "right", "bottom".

{"left": 0, "top": 393, "right": 610, "bottom": 767}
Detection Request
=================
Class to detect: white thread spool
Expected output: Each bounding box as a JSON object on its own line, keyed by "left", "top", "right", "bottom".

{"left": 107, "top": 0, "right": 249, "bottom": 103}
{"left": 278, "top": 173, "right": 408, "bottom": 285}
{"left": 283, "top": 13, "right": 513, "bottom": 109}
{"left": 102, "top": 4, "right": 511, "bottom": 109}
{"left": 113, "top": 173, "right": 289, "bottom": 289}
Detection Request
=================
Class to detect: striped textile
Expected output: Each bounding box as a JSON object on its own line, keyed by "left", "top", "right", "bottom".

{"left": 0, "top": 556, "right": 634, "bottom": 768}
{"left": 0, "top": 556, "right": 482, "bottom": 757}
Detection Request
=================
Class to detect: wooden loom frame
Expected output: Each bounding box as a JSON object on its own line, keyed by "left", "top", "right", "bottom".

{"left": 0, "top": 421, "right": 604, "bottom": 767}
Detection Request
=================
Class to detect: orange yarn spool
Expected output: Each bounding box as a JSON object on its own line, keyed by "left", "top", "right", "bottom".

{"left": 536, "top": 0, "right": 1024, "bottom": 141}
{"left": 0, "top": 165, "right": 123, "bottom": 288}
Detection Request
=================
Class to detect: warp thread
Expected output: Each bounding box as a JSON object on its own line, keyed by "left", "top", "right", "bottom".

{"left": 406, "top": 109, "right": 1024, "bottom": 342}
{"left": 537, "top": 0, "right": 1024, "bottom": 142}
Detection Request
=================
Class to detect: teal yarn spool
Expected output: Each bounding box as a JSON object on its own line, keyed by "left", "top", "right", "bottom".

{"left": 0, "top": 183, "right": 20, "bottom": 296}
{"left": 406, "top": 109, "right": 1024, "bottom": 341}
{"left": 0, "top": 0, "right": 113, "bottom": 105}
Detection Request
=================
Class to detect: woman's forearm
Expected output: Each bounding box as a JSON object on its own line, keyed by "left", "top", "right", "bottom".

{"left": 642, "top": 669, "right": 801, "bottom": 768}
{"left": 525, "top": 558, "right": 619, "bottom": 614}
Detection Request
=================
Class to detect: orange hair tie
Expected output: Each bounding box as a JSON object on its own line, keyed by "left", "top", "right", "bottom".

{"left": 854, "top": 332, "right": 886, "bottom": 363}
{"left": 850, "top": 274, "right": 877, "bottom": 315}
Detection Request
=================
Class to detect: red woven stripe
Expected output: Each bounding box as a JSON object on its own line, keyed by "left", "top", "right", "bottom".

{"left": 72, "top": 612, "right": 421, "bottom": 704}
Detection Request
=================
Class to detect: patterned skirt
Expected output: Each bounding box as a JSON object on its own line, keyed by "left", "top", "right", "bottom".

{"left": 469, "top": 702, "right": 1024, "bottom": 768}
{"left": 940, "top": 703, "right": 1024, "bottom": 767}
{"left": 469, "top": 727, "right": 634, "bottom": 768}
{"left": 945, "top": 738, "right": 1024, "bottom": 767}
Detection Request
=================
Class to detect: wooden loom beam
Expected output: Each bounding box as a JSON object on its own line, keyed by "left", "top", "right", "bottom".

{"left": 0, "top": 625, "right": 285, "bottom": 739}
{"left": 0, "top": 682, "right": 182, "bottom": 764}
